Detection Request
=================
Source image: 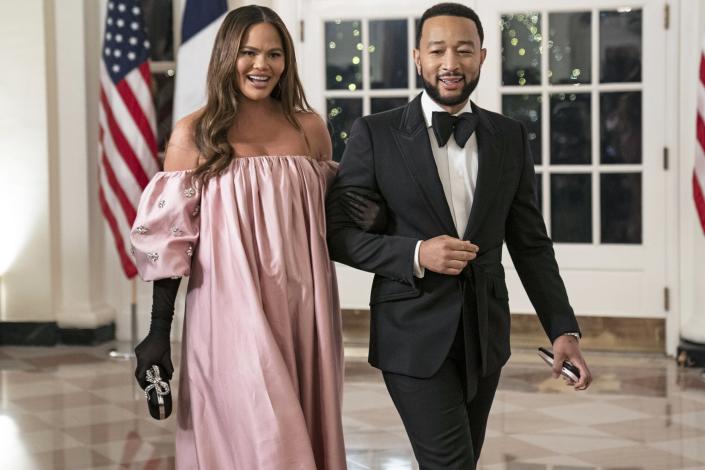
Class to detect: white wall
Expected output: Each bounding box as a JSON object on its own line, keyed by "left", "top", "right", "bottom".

{"left": 0, "top": 1, "right": 54, "bottom": 322}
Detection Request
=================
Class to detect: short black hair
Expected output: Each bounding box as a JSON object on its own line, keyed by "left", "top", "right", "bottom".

{"left": 416, "top": 3, "right": 484, "bottom": 48}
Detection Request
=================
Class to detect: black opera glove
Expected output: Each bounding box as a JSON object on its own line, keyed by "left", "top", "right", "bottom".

{"left": 134, "top": 277, "right": 180, "bottom": 390}
{"left": 341, "top": 187, "right": 388, "bottom": 233}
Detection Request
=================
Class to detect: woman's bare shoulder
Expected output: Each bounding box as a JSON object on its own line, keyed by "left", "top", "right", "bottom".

{"left": 296, "top": 111, "right": 332, "bottom": 161}
{"left": 164, "top": 111, "right": 202, "bottom": 171}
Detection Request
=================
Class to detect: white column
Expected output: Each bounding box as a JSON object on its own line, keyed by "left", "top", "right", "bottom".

{"left": 53, "top": 0, "right": 114, "bottom": 329}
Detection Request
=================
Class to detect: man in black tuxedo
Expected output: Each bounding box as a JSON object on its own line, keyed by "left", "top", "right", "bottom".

{"left": 326, "top": 3, "right": 592, "bottom": 469}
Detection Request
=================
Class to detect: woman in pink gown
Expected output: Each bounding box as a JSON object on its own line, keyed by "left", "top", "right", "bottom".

{"left": 130, "top": 6, "right": 347, "bottom": 469}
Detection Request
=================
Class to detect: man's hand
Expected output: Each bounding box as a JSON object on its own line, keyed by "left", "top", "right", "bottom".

{"left": 552, "top": 335, "right": 592, "bottom": 391}
{"left": 419, "top": 235, "right": 478, "bottom": 275}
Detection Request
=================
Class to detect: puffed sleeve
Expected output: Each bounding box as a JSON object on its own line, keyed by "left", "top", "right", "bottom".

{"left": 130, "top": 171, "right": 201, "bottom": 281}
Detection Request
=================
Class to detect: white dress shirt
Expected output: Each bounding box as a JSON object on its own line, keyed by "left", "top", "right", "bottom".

{"left": 413, "top": 92, "right": 479, "bottom": 278}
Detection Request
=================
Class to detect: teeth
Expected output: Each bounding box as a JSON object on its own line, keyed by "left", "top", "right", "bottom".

{"left": 248, "top": 76, "right": 269, "bottom": 81}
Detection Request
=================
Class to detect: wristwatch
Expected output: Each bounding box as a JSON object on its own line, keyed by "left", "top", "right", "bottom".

{"left": 563, "top": 332, "right": 581, "bottom": 341}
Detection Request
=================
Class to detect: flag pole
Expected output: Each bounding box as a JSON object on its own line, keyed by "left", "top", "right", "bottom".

{"left": 108, "top": 278, "right": 139, "bottom": 360}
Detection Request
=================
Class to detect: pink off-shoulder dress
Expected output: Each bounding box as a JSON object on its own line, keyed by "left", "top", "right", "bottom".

{"left": 130, "top": 156, "right": 345, "bottom": 470}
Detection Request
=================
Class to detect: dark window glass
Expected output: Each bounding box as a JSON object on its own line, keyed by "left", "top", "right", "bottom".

{"left": 600, "top": 92, "right": 642, "bottom": 164}
{"left": 325, "top": 20, "right": 363, "bottom": 91}
{"left": 502, "top": 94, "right": 542, "bottom": 164}
{"left": 549, "top": 12, "right": 591, "bottom": 84}
{"left": 550, "top": 93, "right": 591, "bottom": 165}
{"left": 600, "top": 9, "right": 642, "bottom": 83}
{"left": 327, "top": 98, "right": 363, "bottom": 162}
{"left": 601, "top": 173, "right": 642, "bottom": 244}
{"left": 141, "top": 0, "right": 173, "bottom": 61}
{"left": 369, "top": 20, "right": 408, "bottom": 89}
{"left": 152, "top": 70, "right": 174, "bottom": 154}
{"left": 551, "top": 173, "right": 592, "bottom": 243}
{"left": 415, "top": 18, "right": 423, "bottom": 89}
{"left": 501, "top": 13, "right": 542, "bottom": 86}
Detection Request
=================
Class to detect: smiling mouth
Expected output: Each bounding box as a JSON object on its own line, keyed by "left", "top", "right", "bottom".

{"left": 247, "top": 75, "right": 271, "bottom": 85}
{"left": 437, "top": 75, "right": 465, "bottom": 92}
{"left": 438, "top": 76, "right": 464, "bottom": 85}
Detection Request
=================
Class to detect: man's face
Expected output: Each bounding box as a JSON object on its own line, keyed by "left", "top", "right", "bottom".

{"left": 414, "top": 15, "right": 486, "bottom": 109}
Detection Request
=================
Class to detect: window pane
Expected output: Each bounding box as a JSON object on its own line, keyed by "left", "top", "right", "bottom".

{"left": 141, "top": 0, "right": 173, "bottom": 61}
{"left": 535, "top": 173, "right": 543, "bottom": 212}
{"left": 551, "top": 174, "right": 592, "bottom": 243}
{"left": 550, "top": 93, "right": 591, "bottom": 165}
{"left": 601, "top": 92, "right": 642, "bottom": 164}
{"left": 152, "top": 70, "right": 174, "bottom": 154}
{"left": 502, "top": 94, "right": 542, "bottom": 164}
{"left": 415, "top": 18, "right": 423, "bottom": 89}
{"left": 600, "top": 9, "right": 642, "bottom": 83}
{"left": 601, "top": 173, "right": 641, "bottom": 244}
{"left": 326, "top": 20, "right": 363, "bottom": 91}
{"left": 369, "top": 20, "right": 407, "bottom": 89}
{"left": 327, "top": 98, "right": 362, "bottom": 162}
{"left": 549, "top": 12, "right": 591, "bottom": 84}
{"left": 371, "top": 97, "right": 408, "bottom": 114}
{"left": 501, "top": 13, "right": 542, "bottom": 86}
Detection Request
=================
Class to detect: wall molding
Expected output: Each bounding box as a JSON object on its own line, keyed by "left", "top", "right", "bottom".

{"left": 342, "top": 309, "right": 666, "bottom": 353}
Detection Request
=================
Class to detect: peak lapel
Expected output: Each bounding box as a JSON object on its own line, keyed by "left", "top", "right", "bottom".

{"left": 393, "top": 95, "right": 458, "bottom": 237}
{"left": 463, "top": 104, "right": 504, "bottom": 241}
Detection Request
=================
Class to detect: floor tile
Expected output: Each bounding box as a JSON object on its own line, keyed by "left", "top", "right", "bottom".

{"left": 26, "top": 447, "right": 115, "bottom": 470}
{"left": 572, "top": 444, "right": 703, "bottom": 469}
{"left": 538, "top": 401, "right": 649, "bottom": 426}
{"left": 649, "top": 435, "right": 705, "bottom": 463}
{"left": 1, "top": 344, "right": 704, "bottom": 469}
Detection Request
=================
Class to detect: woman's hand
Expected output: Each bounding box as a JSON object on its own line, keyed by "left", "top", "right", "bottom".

{"left": 342, "top": 188, "right": 388, "bottom": 233}
{"left": 134, "top": 332, "right": 174, "bottom": 389}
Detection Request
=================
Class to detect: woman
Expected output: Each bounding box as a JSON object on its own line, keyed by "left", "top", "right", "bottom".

{"left": 130, "top": 6, "right": 348, "bottom": 469}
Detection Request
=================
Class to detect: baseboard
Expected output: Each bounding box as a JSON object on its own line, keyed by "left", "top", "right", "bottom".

{"left": 508, "top": 313, "right": 665, "bottom": 352}
{"left": 59, "top": 322, "right": 116, "bottom": 345}
{"left": 0, "top": 322, "right": 58, "bottom": 346}
{"left": 0, "top": 321, "right": 116, "bottom": 346}
{"left": 341, "top": 309, "right": 665, "bottom": 353}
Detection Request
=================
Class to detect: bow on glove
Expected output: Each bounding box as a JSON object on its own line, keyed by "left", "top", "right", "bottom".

{"left": 144, "top": 364, "right": 171, "bottom": 400}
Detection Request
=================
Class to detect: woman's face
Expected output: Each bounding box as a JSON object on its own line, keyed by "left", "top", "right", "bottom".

{"left": 236, "top": 22, "right": 286, "bottom": 102}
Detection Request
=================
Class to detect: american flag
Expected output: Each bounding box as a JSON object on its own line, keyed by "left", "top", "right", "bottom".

{"left": 99, "top": 0, "right": 159, "bottom": 278}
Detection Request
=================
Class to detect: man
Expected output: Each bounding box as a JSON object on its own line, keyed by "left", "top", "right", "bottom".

{"left": 326, "top": 3, "right": 592, "bottom": 469}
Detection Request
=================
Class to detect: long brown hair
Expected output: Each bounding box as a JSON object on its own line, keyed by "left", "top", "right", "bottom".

{"left": 192, "top": 5, "right": 313, "bottom": 183}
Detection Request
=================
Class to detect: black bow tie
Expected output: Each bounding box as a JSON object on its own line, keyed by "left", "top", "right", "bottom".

{"left": 431, "top": 111, "right": 479, "bottom": 148}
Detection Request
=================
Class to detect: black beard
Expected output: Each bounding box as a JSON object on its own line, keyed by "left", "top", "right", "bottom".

{"left": 421, "top": 73, "right": 479, "bottom": 107}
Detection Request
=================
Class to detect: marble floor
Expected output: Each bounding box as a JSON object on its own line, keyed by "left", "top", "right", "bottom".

{"left": 1, "top": 345, "right": 705, "bottom": 470}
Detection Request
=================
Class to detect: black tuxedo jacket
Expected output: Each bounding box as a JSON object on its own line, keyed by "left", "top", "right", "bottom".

{"left": 326, "top": 93, "right": 580, "bottom": 379}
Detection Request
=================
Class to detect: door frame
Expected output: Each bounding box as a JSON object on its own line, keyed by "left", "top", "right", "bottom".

{"left": 295, "top": 0, "right": 682, "bottom": 354}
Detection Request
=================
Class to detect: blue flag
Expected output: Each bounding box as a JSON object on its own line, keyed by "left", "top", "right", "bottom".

{"left": 173, "top": 0, "right": 228, "bottom": 123}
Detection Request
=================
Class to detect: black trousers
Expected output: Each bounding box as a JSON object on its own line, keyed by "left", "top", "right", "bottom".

{"left": 382, "top": 320, "right": 501, "bottom": 470}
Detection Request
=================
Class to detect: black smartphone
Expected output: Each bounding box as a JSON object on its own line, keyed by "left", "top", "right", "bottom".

{"left": 537, "top": 347, "right": 581, "bottom": 382}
